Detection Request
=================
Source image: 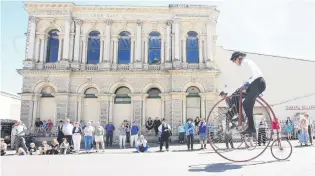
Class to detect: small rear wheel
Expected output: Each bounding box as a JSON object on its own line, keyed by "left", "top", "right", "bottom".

{"left": 270, "top": 139, "right": 292, "bottom": 160}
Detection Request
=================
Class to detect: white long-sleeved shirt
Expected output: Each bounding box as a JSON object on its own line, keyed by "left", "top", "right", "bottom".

{"left": 241, "top": 59, "right": 263, "bottom": 84}
{"left": 62, "top": 123, "right": 74, "bottom": 135}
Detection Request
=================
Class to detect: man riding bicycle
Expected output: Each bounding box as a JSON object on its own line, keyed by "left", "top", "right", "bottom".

{"left": 230, "top": 51, "right": 266, "bottom": 136}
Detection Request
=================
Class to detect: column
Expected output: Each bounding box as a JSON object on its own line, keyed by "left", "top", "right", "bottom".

{"left": 55, "top": 94, "right": 69, "bottom": 122}
{"left": 141, "top": 94, "right": 149, "bottom": 126}
{"left": 144, "top": 36, "right": 148, "bottom": 64}
{"left": 62, "top": 18, "right": 71, "bottom": 60}
{"left": 135, "top": 20, "right": 142, "bottom": 62}
{"left": 81, "top": 38, "right": 87, "bottom": 64}
{"left": 104, "top": 19, "right": 112, "bottom": 62}
{"left": 165, "top": 20, "right": 172, "bottom": 62}
{"left": 109, "top": 95, "right": 115, "bottom": 123}
{"left": 173, "top": 18, "right": 180, "bottom": 60}
{"left": 99, "top": 37, "right": 104, "bottom": 63}
{"left": 182, "top": 37, "right": 186, "bottom": 63}
{"left": 113, "top": 38, "right": 118, "bottom": 64}
{"left": 39, "top": 35, "right": 46, "bottom": 62}
{"left": 97, "top": 94, "right": 110, "bottom": 125}
{"left": 181, "top": 93, "right": 188, "bottom": 123}
{"left": 57, "top": 34, "right": 63, "bottom": 61}
{"left": 160, "top": 95, "right": 165, "bottom": 119}
{"left": 206, "top": 20, "right": 213, "bottom": 61}
{"left": 130, "top": 37, "right": 135, "bottom": 63}
{"left": 34, "top": 37, "right": 40, "bottom": 62}
{"left": 161, "top": 38, "right": 165, "bottom": 63}
{"left": 32, "top": 94, "right": 40, "bottom": 126}
{"left": 73, "top": 20, "right": 82, "bottom": 63}
{"left": 27, "top": 16, "right": 37, "bottom": 60}
{"left": 77, "top": 96, "right": 83, "bottom": 122}
{"left": 199, "top": 94, "right": 206, "bottom": 119}
{"left": 198, "top": 37, "right": 203, "bottom": 64}
{"left": 20, "top": 95, "right": 34, "bottom": 128}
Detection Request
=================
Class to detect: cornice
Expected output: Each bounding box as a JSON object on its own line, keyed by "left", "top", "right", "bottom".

{"left": 18, "top": 69, "right": 219, "bottom": 77}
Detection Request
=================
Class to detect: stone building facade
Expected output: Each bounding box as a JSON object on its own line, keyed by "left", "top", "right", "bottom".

{"left": 18, "top": 2, "right": 221, "bottom": 135}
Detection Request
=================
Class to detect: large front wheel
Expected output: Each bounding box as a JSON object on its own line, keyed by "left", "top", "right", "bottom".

{"left": 206, "top": 94, "right": 274, "bottom": 162}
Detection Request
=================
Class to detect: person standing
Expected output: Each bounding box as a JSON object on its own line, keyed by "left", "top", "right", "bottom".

{"left": 258, "top": 118, "right": 267, "bottom": 146}
{"left": 178, "top": 123, "right": 185, "bottom": 144}
{"left": 94, "top": 122, "right": 105, "bottom": 152}
{"left": 72, "top": 122, "right": 82, "bottom": 153}
{"left": 62, "top": 119, "right": 74, "bottom": 151}
{"left": 57, "top": 120, "right": 64, "bottom": 144}
{"left": 124, "top": 120, "right": 131, "bottom": 143}
{"left": 184, "top": 118, "right": 195, "bottom": 151}
{"left": 198, "top": 118, "right": 207, "bottom": 149}
{"left": 83, "top": 122, "right": 94, "bottom": 153}
{"left": 14, "top": 121, "right": 28, "bottom": 154}
{"left": 153, "top": 117, "right": 161, "bottom": 136}
{"left": 305, "top": 113, "right": 313, "bottom": 145}
{"left": 105, "top": 122, "right": 115, "bottom": 147}
{"left": 285, "top": 117, "right": 293, "bottom": 140}
{"left": 130, "top": 121, "right": 140, "bottom": 148}
{"left": 119, "top": 122, "right": 127, "bottom": 149}
{"left": 158, "top": 119, "right": 171, "bottom": 152}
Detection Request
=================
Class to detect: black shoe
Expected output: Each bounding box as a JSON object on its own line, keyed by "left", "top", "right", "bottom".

{"left": 241, "top": 128, "right": 256, "bottom": 136}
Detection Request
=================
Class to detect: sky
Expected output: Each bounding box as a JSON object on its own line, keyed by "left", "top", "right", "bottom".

{"left": 0, "top": 0, "right": 314, "bottom": 94}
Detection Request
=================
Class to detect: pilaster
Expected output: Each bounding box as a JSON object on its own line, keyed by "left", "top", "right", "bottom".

{"left": 55, "top": 93, "right": 69, "bottom": 122}
{"left": 96, "top": 93, "right": 111, "bottom": 126}
{"left": 20, "top": 94, "right": 35, "bottom": 128}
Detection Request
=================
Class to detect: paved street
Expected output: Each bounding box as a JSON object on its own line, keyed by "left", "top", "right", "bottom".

{"left": 2, "top": 141, "right": 315, "bottom": 176}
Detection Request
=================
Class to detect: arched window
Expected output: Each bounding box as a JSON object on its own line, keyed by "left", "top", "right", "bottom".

{"left": 115, "top": 86, "right": 131, "bottom": 104}
{"left": 186, "top": 86, "right": 200, "bottom": 97}
{"left": 87, "top": 31, "right": 100, "bottom": 64}
{"left": 46, "top": 30, "right": 59, "bottom": 63}
{"left": 148, "top": 32, "right": 161, "bottom": 64}
{"left": 186, "top": 31, "right": 199, "bottom": 63}
{"left": 118, "top": 31, "right": 131, "bottom": 64}
{"left": 41, "top": 86, "right": 55, "bottom": 97}
{"left": 84, "top": 87, "right": 98, "bottom": 98}
{"left": 147, "top": 88, "right": 161, "bottom": 98}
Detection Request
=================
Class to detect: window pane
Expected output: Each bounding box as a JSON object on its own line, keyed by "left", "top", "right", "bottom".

{"left": 148, "top": 50, "right": 161, "bottom": 64}
{"left": 46, "top": 30, "right": 59, "bottom": 63}
{"left": 186, "top": 37, "right": 199, "bottom": 63}
{"left": 87, "top": 32, "right": 100, "bottom": 64}
{"left": 118, "top": 38, "right": 131, "bottom": 64}
{"left": 148, "top": 35, "right": 161, "bottom": 64}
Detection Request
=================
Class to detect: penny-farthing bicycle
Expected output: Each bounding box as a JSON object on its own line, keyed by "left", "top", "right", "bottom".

{"left": 206, "top": 86, "right": 292, "bottom": 162}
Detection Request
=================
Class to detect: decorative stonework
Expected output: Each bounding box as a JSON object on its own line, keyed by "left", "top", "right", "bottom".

{"left": 31, "top": 10, "right": 70, "bottom": 16}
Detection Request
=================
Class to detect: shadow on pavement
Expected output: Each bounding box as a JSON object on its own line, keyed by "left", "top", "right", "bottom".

{"left": 188, "top": 163, "right": 242, "bottom": 172}
{"left": 188, "top": 160, "right": 289, "bottom": 172}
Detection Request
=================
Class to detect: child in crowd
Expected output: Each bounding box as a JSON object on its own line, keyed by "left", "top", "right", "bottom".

{"left": 178, "top": 124, "right": 185, "bottom": 144}
{"left": 38, "top": 141, "right": 50, "bottom": 155}
{"left": 1, "top": 138, "right": 7, "bottom": 156}
{"left": 47, "top": 139, "right": 59, "bottom": 155}
{"left": 60, "top": 138, "right": 70, "bottom": 155}
{"left": 18, "top": 148, "right": 27, "bottom": 156}
{"left": 28, "top": 143, "right": 37, "bottom": 155}
{"left": 46, "top": 119, "right": 53, "bottom": 134}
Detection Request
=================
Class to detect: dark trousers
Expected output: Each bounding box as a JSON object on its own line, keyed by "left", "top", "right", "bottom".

{"left": 258, "top": 128, "right": 266, "bottom": 145}
{"left": 225, "top": 139, "right": 234, "bottom": 149}
{"left": 15, "top": 136, "right": 28, "bottom": 153}
{"left": 308, "top": 126, "right": 313, "bottom": 144}
{"left": 179, "top": 132, "right": 185, "bottom": 143}
{"left": 187, "top": 134, "right": 194, "bottom": 149}
{"left": 64, "top": 135, "right": 73, "bottom": 149}
{"left": 160, "top": 136, "right": 169, "bottom": 150}
{"left": 106, "top": 132, "right": 113, "bottom": 146}
{"left": 243, "top": 77, "right": 266, "bottom": 130}
{"left": 126, "top": 132, "right": 130, "bottom": 143}
{"left": 154, "top": 127, "right": 159, "bottom": 136}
